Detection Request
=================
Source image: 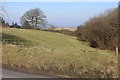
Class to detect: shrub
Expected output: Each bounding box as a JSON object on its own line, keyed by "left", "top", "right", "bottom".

{"left": 76, "top": 8, "right": 118, "bottom": 50}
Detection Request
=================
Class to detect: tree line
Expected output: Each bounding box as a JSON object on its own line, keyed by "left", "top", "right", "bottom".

{"left": 76, "top": 8, "right": 118, "bottom": 51}
{"left": 1, "top": 8, "right": 52, "bottom": 29}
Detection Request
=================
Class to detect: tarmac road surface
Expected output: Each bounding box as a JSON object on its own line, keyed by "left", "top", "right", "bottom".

{"left": 2, "top": 68, "right": 55, "bottom": 78}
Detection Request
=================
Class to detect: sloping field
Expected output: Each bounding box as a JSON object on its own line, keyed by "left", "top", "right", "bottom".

{"left": 2, "top": 28, "right": 118, "bottom": 78}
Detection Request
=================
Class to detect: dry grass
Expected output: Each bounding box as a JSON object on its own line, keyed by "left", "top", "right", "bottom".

{"left": 54, "top": 27, "right": 77, "bottom": 31}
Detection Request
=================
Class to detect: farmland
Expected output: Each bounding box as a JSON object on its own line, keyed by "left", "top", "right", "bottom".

{"left": 54, "top": 27, "right": 77, "bottom": 31}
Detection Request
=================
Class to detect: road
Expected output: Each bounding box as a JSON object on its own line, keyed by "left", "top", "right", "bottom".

{"left": 2, "top": 68, "right": 55, "bottom": 78}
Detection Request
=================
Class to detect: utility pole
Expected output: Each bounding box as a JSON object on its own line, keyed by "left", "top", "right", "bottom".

{"left": 116, "top": 46, "right": 118, "bottom": 56}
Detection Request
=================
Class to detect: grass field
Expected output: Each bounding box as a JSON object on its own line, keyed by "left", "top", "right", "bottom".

{"left": 2, "top": 28, "right": 118, "bottom": 78}
{"left": 54, "top": 27, "right": 77, "bottom": 31}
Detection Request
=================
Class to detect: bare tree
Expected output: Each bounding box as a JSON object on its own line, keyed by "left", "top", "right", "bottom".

{"left": 76, "top": 8, "right": 118, "bottom": 52}
{"left": 0, "top": 1, "right": 8, "bottom": 19}
{"left": 20, "top": 8, "right": 47, "bottom": 29}
{"left": 0, "top": 2, "right": 5, "bottom": 25}
{"left": 22, "top": 20, "right": 32, "bottom": 29}
{"left": 48, "top": 24, "right": 57, "bottom": 30}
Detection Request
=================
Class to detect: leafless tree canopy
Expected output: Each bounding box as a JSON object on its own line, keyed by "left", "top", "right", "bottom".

{"left": 20, "top": 8, "right": 47, "bottom": 29}
{"left": 76, "top": 8, "right": 118, "bottom": 50}
{"left": 0, "top": 2, "right": 7, "bottom": 26}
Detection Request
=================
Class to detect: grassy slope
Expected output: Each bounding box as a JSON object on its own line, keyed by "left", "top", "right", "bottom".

{"left": 2, "top": 28, "right": 118, "bottom": 78}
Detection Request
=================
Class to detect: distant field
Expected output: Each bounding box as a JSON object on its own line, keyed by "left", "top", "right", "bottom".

{"left": 2, "top": 28, "right": 118, "bottom": 78}
{"left": 54, "top": 27, "right": 77, "bottom": 31}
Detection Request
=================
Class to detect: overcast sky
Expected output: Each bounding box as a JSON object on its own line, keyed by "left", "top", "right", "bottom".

{"left": 3, "top": 2, "right": 118, "bottom": 27}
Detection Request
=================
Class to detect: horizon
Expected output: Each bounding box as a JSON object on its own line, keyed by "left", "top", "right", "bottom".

{"left": 3, "top": 2, "right": 118, "bottom": 28}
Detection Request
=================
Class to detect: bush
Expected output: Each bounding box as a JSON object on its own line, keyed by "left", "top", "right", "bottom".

{"left": 76, "top": 8, "right": 118, "bottom": 50}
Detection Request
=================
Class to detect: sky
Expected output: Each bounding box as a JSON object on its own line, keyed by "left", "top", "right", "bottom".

{"left": 3, "top": 0, "right": 120, "bottom": 2}
{"left": 3, "top": 2, "right": 118, "bottom": 27}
